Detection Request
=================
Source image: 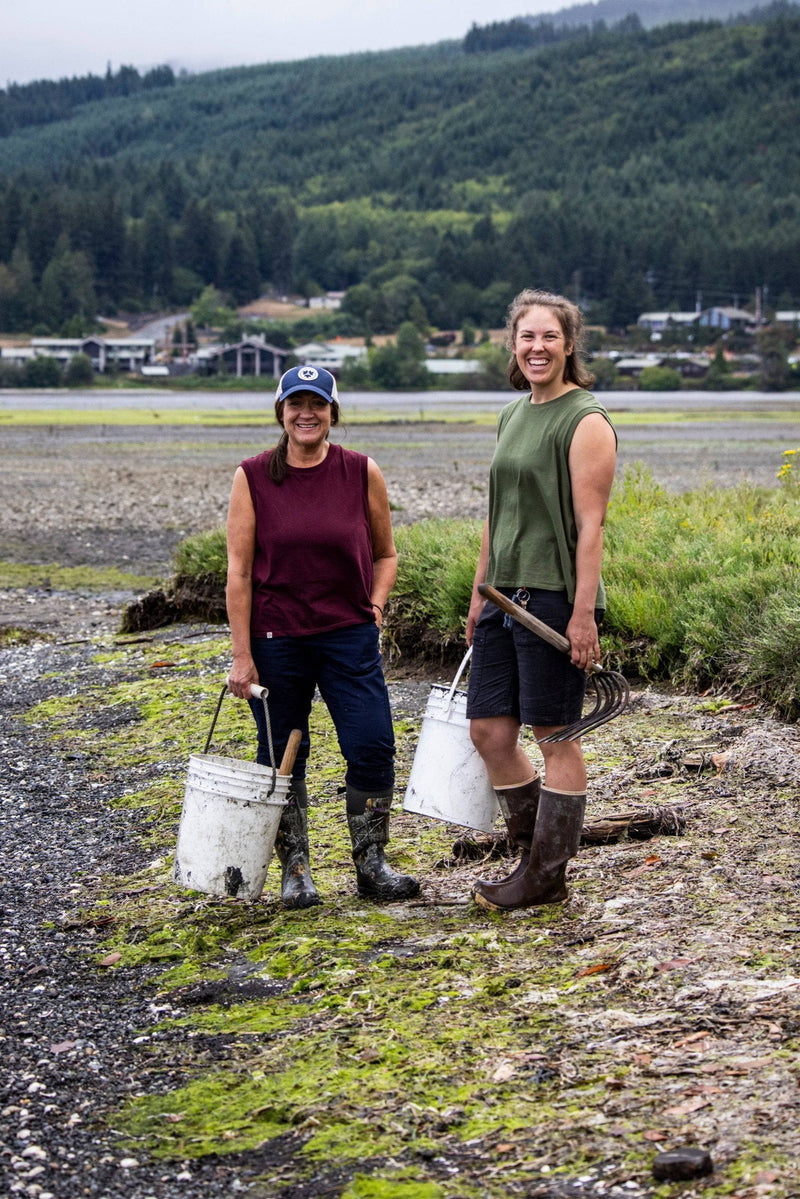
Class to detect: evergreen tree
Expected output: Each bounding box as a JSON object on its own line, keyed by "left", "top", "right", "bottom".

{"left": 222, "top": 226, "right": 260, "bottom": 305}
{"left": 39, "top": 246, "right": 96, "bottom": 329}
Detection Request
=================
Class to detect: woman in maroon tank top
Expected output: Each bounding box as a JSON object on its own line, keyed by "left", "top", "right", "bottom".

{"left": 225, "top": 365, "right": 419, "bottom": 910}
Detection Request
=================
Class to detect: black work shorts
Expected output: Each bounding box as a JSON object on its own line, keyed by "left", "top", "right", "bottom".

{"left": 466, "top": 587, "right": 602, "bottom": 729}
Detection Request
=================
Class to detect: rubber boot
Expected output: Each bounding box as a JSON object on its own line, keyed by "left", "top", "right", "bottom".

{"left": 473, "top": 787, "right": 586, "bottom": 911}
{"left": 345, "top": 785, "right": 420, "bottom": 903}
{"left": 473, "top": 775, "right": 540, "bottom": 902}
{"left": 274, "top": 780, "right": 320, "bottom": 909}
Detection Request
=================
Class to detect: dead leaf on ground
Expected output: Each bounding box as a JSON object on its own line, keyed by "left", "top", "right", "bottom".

{"left": 674, "top": 1031, "right": 714, "bottom": 1047}
{"left": 663, "top": 1095, "right": 712, "bottom": 1118}
{"left": 576, "top": 961, "right": 615, "bottom": 979}
{"left": 625, "top": 854, "right": 663, "bottom": 877}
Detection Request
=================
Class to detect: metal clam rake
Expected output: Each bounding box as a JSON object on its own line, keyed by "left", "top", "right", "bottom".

{"left": 478, "top": 584, "right": 630, "bottom": 741}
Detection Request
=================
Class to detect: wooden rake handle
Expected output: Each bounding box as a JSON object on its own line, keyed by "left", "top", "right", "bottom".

{"left": 278, "top": 729, "right": 303, "bottom": 776}
{"left": 478, "top": 583, "right": 574, "bottom": 657}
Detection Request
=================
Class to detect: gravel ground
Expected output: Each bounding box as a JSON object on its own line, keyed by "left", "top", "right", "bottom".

{"left": 0, "top": 418, "right": 482, "bottom": 1198}
{"left": 2, "top": 411, "right": 800, "bottom": 1198}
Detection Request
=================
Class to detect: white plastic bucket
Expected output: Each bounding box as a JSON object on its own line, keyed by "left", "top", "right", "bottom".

{"left": 403, "top": 648, "right": 499, "bottom": 832}
{"left": 174, "top": 685, "right": 290, "bottom": 901}
{"left": 174, "top": 754, "right": 289, "bottom": 900}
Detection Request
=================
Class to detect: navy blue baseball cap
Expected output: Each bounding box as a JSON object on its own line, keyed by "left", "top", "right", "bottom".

{"left": 275, "top": 364, "right": 339, "bottom": 404}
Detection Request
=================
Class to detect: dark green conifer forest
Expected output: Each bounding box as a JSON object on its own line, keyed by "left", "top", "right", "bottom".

{"left": 0, "top": 5, "right": 798, "bottom": 334}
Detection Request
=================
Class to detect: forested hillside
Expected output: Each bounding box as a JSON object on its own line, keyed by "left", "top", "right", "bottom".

{"left": 526, "top": 0, "right": 780, "bottom": 30}
{"left": 0, "top": 6, "right": 798, "bottom": 334}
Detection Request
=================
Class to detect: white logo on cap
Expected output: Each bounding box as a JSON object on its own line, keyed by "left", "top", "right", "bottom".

{"left": 298, "top": 366, "right": 319, "bottom": 381}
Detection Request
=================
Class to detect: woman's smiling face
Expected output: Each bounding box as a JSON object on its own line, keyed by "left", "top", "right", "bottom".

{"left": 513, "top": 304, "right": 573, "bottom": 400}
{"left": 281, "top": 391, "right": 333, "bottom": 450}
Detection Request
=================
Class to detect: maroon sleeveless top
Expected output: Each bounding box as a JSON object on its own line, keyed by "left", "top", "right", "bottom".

{"left": 241, "top": 443, "right": 375, "bottom": 638}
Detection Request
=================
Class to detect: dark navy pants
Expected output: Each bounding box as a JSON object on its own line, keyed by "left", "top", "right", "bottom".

{"left": 248, "top": 622, "right": 395, "bottom": 792}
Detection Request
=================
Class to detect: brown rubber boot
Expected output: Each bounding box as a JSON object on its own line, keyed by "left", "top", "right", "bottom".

{"left": 346, "top": 785, "right": 420, "bottom": 903}
{"left": 472, "top": 775, "right": 540, "bottom": 901}
{"left": 275, "top": 780, "right": 320, "bottom": 909}
{"left": 473, "top": 787, "right": 586, "bottom": 911}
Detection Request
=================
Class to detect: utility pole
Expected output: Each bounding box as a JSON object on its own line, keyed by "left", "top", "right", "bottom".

{"left": 572, "top": 269, "right": 581, "bottom": 305}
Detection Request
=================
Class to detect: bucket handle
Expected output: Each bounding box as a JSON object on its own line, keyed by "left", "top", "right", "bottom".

{"left": 203, "top": 683, "right": 279, "bottom": 794}
{"left": 446, "top": 646, "right": 473, "bottom": 704}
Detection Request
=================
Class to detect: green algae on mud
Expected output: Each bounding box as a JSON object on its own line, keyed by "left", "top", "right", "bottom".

{"left": 0, "top": 560, "right": 156, "bottom": 590}
{"left": 21, "top": 623, "right": 800, "bottom": 1195}
{"left": 0, "top": 406, "right": 504, "bottom": 427}
{"left": 0, "top": 624, "right": 44, "bottom": 647}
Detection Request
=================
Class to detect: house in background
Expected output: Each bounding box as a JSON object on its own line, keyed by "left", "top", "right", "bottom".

{"left": 307, "top": 292, "right": 345, "bottom": 310}
{"left": 29, "top": 336, "right": 156, "bottom": 372}
{"left": 1, "top": 346, "right": 38, "bottom": 367}
{"left": 696, "top": 307, "right": 756, "bottom": 332}
{"left": 636, "top": 312, "right": 698, "bottom": 338}
{"left": 293, "top": 341, "right": 367, "bottom": 374}
{"left": 195, "top": 336, "right": 289, "bottom": 378}
{"left": 613, "top": 354, "right": 665, "bottom": 378}
{"left": 424, "top": 359, "right": 481, "bottom": 377}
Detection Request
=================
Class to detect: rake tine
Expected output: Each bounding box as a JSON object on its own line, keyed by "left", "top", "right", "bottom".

{"left": 538, "top": 668, "right": 630, "bottom": 742}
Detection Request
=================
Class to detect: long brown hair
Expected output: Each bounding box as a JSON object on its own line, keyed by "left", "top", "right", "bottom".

{"left": 268, "top": 395, "right": 341, "bottom": 484}
{"left": 505, "top": 288, "right": 595, "bottom": 391}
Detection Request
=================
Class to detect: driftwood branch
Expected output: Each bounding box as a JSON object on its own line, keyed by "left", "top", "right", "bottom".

{"left": 449, "top": 805, "right": 686, "bottom": 863}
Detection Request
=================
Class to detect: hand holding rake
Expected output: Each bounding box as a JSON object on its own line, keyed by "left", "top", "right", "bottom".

{"left": 477, "top": 584, "right": 629, "bottom": 741}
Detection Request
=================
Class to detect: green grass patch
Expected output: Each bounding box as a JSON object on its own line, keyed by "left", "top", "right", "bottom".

{"left": 603, "top": 467, "right": 800, "bottom": 715}
{"left": 0, "top": 407, "right": 505, "bottom": 427}
{"left": 0, "top": 561, "right": 156, "bottom": 590}
{"left": 388, "top": 519, "right": 482, "bottom": 660}
{"left": 0, "top": 625, "right": 44, "bottom": 647}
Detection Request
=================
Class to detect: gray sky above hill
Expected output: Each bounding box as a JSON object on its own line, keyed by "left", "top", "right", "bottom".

{"left": 2, "top": 0, "right": 559, "bottom": 87}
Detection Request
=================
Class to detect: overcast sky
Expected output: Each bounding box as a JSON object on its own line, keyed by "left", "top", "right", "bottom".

{"left": 2, "top": 0, "right": 563, "bottom": 87}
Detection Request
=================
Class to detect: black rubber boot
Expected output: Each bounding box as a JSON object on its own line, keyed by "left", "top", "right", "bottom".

{"left": 473, "top": 787, "right": 585, "bottom": 911}
{"left": 274, "top": 780, "right": 320, "bottom": 909}
{"left": 473, "top": 775, "right": 540, "bottom": 902}
{"left": 345, "top": 785, "right": 420, "bottom": 903}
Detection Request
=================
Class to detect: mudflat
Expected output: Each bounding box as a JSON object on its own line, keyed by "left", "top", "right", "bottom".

{"left": 2, "top": 404, "right": 799, "bottom": 576}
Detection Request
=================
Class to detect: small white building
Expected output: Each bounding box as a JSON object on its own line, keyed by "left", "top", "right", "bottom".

{"left": 424, "top": 359, "right": 481, "bottom": 376}
{"left": 294, "top": 341, "right": 367, "bottom": 372}
{"left": 614, "top": 354, "right": 666, "bottom": 377}
{"left": 776, "top": 311, "right": 800, "bottom": 325}
{"left": 1, "top": 346, "right": 38, "bottom": 367}
{"left": 307, "top": 292, "right": 345, "bottom": 311}
{"left": 29, "top": 336, "right": 156, "bottom": 372}
{"left": 636, "top": 312, "right": 698, "bottom": 336}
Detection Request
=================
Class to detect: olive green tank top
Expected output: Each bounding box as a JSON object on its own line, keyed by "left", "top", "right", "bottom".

{"left": 487, "top": 388, "right": 615, "bottom": 606}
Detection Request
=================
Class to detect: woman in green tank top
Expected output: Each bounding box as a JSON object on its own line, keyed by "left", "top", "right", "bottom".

{"left": 465, "top": 289, "right": 617, "bottom": 912}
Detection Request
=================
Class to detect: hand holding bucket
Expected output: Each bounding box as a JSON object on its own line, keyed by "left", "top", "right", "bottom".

{"left": 174, "top": 682, "right": 301, "bottom": 901}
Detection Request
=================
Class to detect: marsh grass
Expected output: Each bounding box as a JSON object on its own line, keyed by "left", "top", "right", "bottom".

{"left": 164, "top": 468, "right": 800, "bottom": 716}
{"left": 604, "top": 468, "right": 800, "bottom": 717}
